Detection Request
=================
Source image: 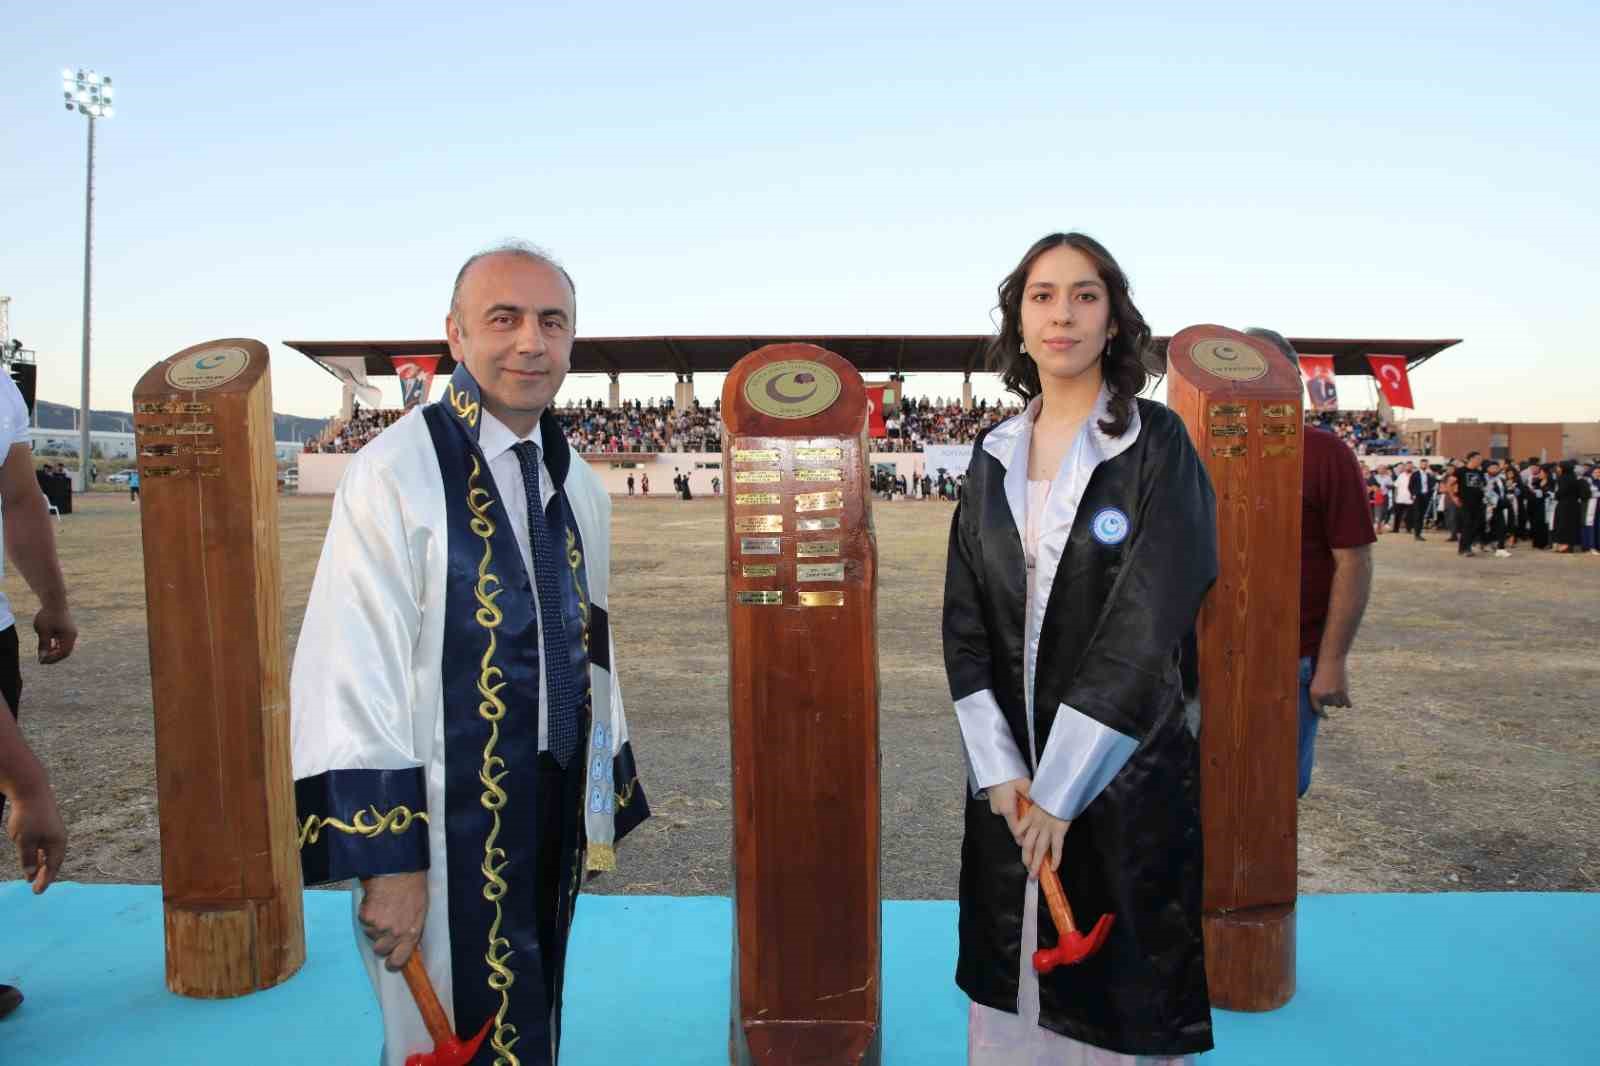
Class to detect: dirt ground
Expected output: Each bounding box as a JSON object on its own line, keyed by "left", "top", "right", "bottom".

{"left": 5, "top": 492, "right": 1597, "bottom": 897}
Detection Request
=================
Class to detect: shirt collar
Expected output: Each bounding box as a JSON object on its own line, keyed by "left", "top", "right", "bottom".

{"left": 476, "top": 408, "right": 543, "bottom": 464}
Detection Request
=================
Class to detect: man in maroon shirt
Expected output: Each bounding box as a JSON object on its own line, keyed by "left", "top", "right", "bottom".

{"left": 1247, "top": 330, "right": 1376, "bottom": 796}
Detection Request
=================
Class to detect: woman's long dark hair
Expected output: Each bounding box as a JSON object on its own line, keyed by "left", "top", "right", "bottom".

{"left": 986, "top": 232, "right": 1153, "bottom": 437}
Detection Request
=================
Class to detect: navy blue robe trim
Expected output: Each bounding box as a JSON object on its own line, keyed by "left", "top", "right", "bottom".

{"left": 425, "top": 367, "right": 593, "bottom": 1066}
{"left": 294, "top": 767, "right": 428, "bottom": 885}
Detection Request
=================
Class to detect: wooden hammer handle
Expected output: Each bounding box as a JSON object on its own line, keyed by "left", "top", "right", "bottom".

{"left": 402, "top": 950, "right": 455, "bottom": 1046}
{"left": 1015, "top": 794, "right": 1078, "bottom": 935}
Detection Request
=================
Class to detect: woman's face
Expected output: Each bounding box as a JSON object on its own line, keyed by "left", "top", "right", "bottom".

{"left": 1019, "top": 244, "right": 1116, "bottom": 388}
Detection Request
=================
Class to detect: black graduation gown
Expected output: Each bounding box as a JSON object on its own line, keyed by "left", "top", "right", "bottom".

{"left": 1554, "top": 473, "right": 1583, "bottom": 545}
{"left": 944, "top": 398, "right": 1219, "bottom": 1057}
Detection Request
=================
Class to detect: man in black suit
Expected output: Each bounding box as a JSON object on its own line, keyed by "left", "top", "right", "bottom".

{"left": 1408, "top": 463, "right": 1435, "bottom": 540}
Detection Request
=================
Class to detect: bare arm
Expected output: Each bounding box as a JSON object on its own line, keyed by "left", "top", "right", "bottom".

{"left": 1, "top": 445, "right": 75, "bottom": 663}
{"left": 0, "top": 697, "right": 67, "bottom": 892}
{"left": 1309, "top": 544, "right": 1373, "bottom": 712}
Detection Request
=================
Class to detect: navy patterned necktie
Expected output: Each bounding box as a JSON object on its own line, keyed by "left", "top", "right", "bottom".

{"left": 513, "top": 440, "right": 581, "bottom": 767}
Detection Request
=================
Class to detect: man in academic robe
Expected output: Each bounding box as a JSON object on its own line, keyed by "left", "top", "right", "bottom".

{"left": 1408, "top": 464, "right": 1434, "bottom": 540}
{"left": 291, "top": 242, "right": 649, "bottom": 1066}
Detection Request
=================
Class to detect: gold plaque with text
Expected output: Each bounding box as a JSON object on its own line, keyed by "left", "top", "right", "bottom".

{"left": 1261, "top": 423, "right": 1297, "bottom": 437}
{"left": 794, "top": 491, "right": 844, "bottom": 512}
{"left": 1262, "top": 404, "right": 1296, "bottom": 419}
{"left": 794, "top": 468, "right": 843, "bottom": 482}
{"left": 742, "top": 564, "right": 777, "bottom": 578}
{"left": 794, "top": 446, "right": 843, "bottom": 462}
{"left": 1211, "top": 424, "right": 1248, "bottom": 438}
{"left": 796, "top": 540, "right": 841, "bottom": 558}
{"left": 799, "top": 591, "right": 845, "bottom": 607}
{"left": 740, "top": 537, "right": 782, "bottom": 555}
{"left": 797, "top": 562, "right": 846, "bottom": 582}
{"left": 1210, "top": 403, "right": 1248, "bottom": 418}
{"left": 735, "top": 493, "right": 782, "bottom": 506}
{"left": 735, "top": 470, "right": 782, "bottom": 484}
{"left": 735, "top": 515, "right": 784, "bottom": 534}
{"left": 733, "top": 449, "right": 782, "bottom": 463}
{"left": 1211, "top": 444, "right": 1247, "bottom": 458}
{"left": 1263, "top": 444, "right": 1297, "bottom": 458}
{"left": 737, "top": 591, "right": 784, "bottom": 606}
{"left": 796, "top": 517, "right": 840, "bottom": 532}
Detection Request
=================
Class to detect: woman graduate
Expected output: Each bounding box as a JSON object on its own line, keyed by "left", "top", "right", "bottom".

{"left": 944, "top": 233, "right": 1219, "bottom": 1064}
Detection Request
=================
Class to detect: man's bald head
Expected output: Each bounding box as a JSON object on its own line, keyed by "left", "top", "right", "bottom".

{"left": 449, "top": 240, "right": 575, "bottom": 328}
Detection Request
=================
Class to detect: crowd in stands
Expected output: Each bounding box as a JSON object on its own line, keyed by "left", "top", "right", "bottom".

{"left": 1366, "top": 455, "right": 1599, "bottom": 556}
{"left": 305, "top": 394, "right": 1034, "bottom": 457}
{"left": 303, "top": 404, "right": 405, "bottom": 454}
{"left": 557, "top": 398, "right": 724, "bottom": 453}
{"left": 879, "top": 397, "right": 1024, "bottom": 453}
{"left": 1306, "top": 410, "right": 1401, "bottom": 455}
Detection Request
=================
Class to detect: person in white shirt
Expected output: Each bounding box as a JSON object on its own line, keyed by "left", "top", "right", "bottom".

{"left": 0, "top": 368, "right": 78, "bottom": 1018}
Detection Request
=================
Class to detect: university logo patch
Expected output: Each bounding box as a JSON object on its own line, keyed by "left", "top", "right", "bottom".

{"left": 1091, "top": 507, "right": 1129, "bottom": 546}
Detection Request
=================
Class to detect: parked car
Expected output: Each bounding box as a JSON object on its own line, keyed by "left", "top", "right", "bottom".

{"left": 107, "top": 470, "right": 133, "bottom": 485}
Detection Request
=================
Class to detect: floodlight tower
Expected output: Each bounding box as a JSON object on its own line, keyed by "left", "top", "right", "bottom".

{"left": 61, "top": 68, "right": 115, "bottom": 490}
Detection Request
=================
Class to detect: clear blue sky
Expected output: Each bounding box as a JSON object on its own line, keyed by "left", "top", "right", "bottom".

{"left": 5, "top": 1, "right": 1596, "bottom": 423}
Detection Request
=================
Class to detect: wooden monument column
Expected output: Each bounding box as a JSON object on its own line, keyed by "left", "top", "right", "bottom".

{"left": 1166, "top": 325, "right": 1302, "bottom": 1012}
{"left": 722, "top": 344, "right": 882, "bottom": 1066}
{"left": 134, "top": 338, "right": 305, "bottom": 998}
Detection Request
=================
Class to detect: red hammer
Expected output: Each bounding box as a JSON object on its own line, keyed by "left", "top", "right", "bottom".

{"left": 1016, "top": 794, "right": 1115, "bottom": 973}
{"left": 401, "top": 950, "right": 492, "bottom": 1066}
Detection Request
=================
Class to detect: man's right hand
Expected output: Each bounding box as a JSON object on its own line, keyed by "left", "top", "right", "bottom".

{"left": 359, "top": 870, "right": 427, "bottom": 971}
{"left": 5, "top": 782, "right": 67, "bottom": 894}
{"left": 986, "top": 777, "right": 1031, "bottom": 845}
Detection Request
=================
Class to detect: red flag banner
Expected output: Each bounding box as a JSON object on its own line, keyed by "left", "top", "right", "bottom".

{"left": 392, "top": 355, "right": 441, "bottom": 409}
{"left": 865, "top": 383, "right": 889, "bottom": 438}
{"left": 1366, "top": 355, "right": 1415, "bottom": 409}
{"left": 1299, "top": 356, "right": 1339, "bottom": 412}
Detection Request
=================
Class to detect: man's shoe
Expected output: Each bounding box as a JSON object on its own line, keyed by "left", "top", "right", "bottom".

{"left": 1494, "top": 549, "right": 1511, "bottom": 558}
{"left": 0, "top": 984, "right": 22, "bottom": 1019}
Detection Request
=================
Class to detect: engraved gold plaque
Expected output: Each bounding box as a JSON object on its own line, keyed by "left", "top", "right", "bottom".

{"left": 198, "top": 467, "right": 223, "bottom": 478}
{"left": 174, "top": 422, "right": 216, "bottom": 436}
{"left": 193, "top": 445, "right": 223, "bottom": 455}
{"left": 743, "top": 360, "right": 843, "bottom": 420}
{"left": 1189, "top": 338, "right": 1269, "bottom": 383}
{"left": 141, "top": 444, "right": 181, "bottom": 457}
{"left": 740, "top": 537, "right": 782, "bottom": 555}
{"left": 796, "top": 517, "right": 840, "bottom": 532}
{"left": 136, "top": 421, "right": 173, "bottom": 434}
{"left": 794, "top": 468, "right": 843, "bottom": 482}
{"left": 735, "top": 515, "right": 784, "bottom": 533}
{"left": 1210, "top": 424, "right": 1248, "bottom": 438}
{"left": 1261, "top": 423, "right": 1297, "bottom": 437}
{"left": 1211, "top": 444, "right": 1247, "bottom": 458}
{"left": 794, "top": 491, "right": 844, "bottom": 512}
{"left": 796, "top": 540, "right": 841, "bottom": 558}
{"left": 737, "top": 591, "right": 784, "bottom": 606}
{"left": 742, "top": 564, "right": 777, "bottom": 577}
{"left": 1210, "top": 403, "right": 1248, "bottom": 418}
{"left": 733, "top": 449, "right": 782, "bottom": 463}
{"left": 1263, "top": 444, "right": 1297, "bottom": 458}
{"left": 797, "top": 562, "right": 846, "bottom": 582}
{"left": 735, "top": 470, "right": 782, "bottom": 484}
{"left": 1262, "top": 404, "right": 1296, "bottom": 418}
{"left": 735, "top": 492, "right": 782, "bottom": 505}
{"left": 799, "top": 591, "right": 845, "bottom": 607}
{"left": 165, "top": 345, "right": 252, "bottom": 391}
{"left": 143, "top": 466, "right": 185, "bottom": 478}
{"left": 794, "top": 446, "right": 843, "bottom": 462}
{"left": 136, "top": 401, "right": 212, "bottom": 415}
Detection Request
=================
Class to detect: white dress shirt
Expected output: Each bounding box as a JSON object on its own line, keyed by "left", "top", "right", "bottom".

{"left": 478, "top": 409, "right": 557, "bottom": 752}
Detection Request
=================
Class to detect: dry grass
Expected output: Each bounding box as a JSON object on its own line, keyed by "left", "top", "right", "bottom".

{"left": 6, "top": 493, "right": 1597, "bottom": 897}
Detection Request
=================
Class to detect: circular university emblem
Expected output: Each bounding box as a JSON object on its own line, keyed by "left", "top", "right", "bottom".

{"left": 744, "top": 360, "right": 843, "bottom": 420}
{"left": 1091, "top": 507, "right": 1130, "bottom": 546}
{"left": 165, "top": 345, "right": 252, "bottom": 391}
{"left": 1188, "top": 337, "right": 1268, "bottom": 383}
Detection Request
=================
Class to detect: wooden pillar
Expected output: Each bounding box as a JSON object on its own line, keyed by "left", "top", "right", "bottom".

{"left": 1165, "top": 325, "right": 1301, "bottom": 1012}
{"left": 134, "top": 338, "right": 305, "bottom": 998}
{"left": 722, "top": 344, "right": 882, "bottom": 1066}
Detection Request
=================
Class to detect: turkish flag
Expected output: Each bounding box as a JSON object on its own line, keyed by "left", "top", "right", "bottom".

{"left": 865, "top": 384, "right": 889, "bottom": 438}
{"left": 392, "top": 355, "right": 441, "bottom": 409}
{"left": 1299, "top": 355, "right": 1339, "bottom": 412}
{"left": 1366, "top": 355, "right": 1415, "bottom": 409}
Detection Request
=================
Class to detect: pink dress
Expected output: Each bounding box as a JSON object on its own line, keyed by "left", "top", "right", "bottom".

{"left": 966, "top": 480, "right": 1196, "bottom": 1066}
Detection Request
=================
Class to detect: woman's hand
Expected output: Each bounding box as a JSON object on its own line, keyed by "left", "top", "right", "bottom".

{"left": 1017, "top": 801, "right": 1071, "bottom": 881}
{"left": 987, "top": 778, "right": 1031, "bottom": 844}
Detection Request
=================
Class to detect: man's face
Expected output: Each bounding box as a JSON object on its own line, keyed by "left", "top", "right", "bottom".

{"left": 445, "top": 254, "right": 575, "bottom": 431}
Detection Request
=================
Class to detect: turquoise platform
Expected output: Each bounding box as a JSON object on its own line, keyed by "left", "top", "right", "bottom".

{"left": 1, "top": 884, "right": 1591, "bottom": 1063}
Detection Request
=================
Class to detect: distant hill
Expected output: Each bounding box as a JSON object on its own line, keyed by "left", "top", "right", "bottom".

{"left": 32, "top": 399, "right": 327, "bottom": 443}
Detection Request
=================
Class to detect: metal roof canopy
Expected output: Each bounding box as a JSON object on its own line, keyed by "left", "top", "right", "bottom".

{"left": 285, "top": 335, "right": 1461, "bottom": 382}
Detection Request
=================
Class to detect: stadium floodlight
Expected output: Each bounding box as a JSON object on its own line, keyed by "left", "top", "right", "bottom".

{"left": 58, "top": 68, "right": 117, "bottom": 490}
